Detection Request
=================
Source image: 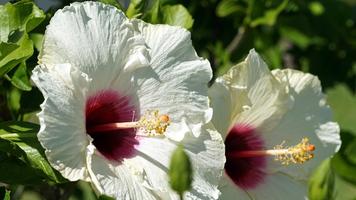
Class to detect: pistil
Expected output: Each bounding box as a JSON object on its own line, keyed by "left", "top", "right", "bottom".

{"left": 227, "top": 138, "right": 315, "bottom": 165}
{"left": 87, "top": 110, "right": 170, "bottom": 136}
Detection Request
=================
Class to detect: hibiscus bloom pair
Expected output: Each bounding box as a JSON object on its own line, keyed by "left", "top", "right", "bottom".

{"left": 32, "top": 2, "right": 340, "bottom": 200}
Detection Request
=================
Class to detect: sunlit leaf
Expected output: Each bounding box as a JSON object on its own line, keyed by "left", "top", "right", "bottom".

{"left": 0, "top": 1, "right": 45, "bottom": 78}
{"left": 0, "top": 1, "right": 44, "bottom": 41}
{"left": 126, "top": 0, "right": 148, "bottom": 18}
{"left": 29, "top": 33, "right": 43, "bottom": 52}
{"left": 0, "top": 34, "right": 33, "bottom": 77}
{"left": 161, "top": 4, "right": 193, "bottom": 29}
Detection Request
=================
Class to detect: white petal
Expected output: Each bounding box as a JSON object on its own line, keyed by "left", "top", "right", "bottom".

{"left": 219, "top": 172, "right": 308, "bottom": 200}
{"left": 210, "top": 49, "right": 290, "bottom": 135}
{"left": 89, "top": 153, "right": 158, "bottom": 200}
{"left": 40, "top": 2, "right": 149, "bottom": 92}
{"left": 131, "top": 20, "right": 213, "bottom": 139}
{"left": 185, "top": 124, "right": 226, "bottom": 200}
{"left": 249, "top": 173, "right": 307, "bottom": 200}
{"left": 264, "top": 69, "right": 341, "bottom": 179}
{"left": 239, "top": 49, "right": 271, "bottom": 88}
{"left": 219, "top": 174, "right": 254, "bottom": 200}
{"left": 237, "top": 50, "right": 291, "bottom": 131}
{"left": 208, "top": 81, "right": 232, "bottom": 137}
{"left": 134, "top": 123, "right": 225, "bottom": 200}
{"left": 133, "top": 138, "right": 180, "bottom": 200}
{"left": 213, "top": 49, "right": 271, "bottom": 94}
{"left": 238, "top": 75, "right": 290, "bottom": 132}
{"left": 31, "top": 64, "right": 91, "bottom": 181}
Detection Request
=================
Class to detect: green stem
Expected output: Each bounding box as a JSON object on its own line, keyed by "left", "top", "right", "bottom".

{"left": 226, "top": 26, "right": 247, "bottom": 54}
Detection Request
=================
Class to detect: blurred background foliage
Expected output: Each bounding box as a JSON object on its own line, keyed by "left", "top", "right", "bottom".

{"left": 0, "top": 0, "right": 355, "bottom": 199}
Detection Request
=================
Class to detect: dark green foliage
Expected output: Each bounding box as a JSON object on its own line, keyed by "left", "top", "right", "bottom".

{"left": 0, "top": 0, "right": 355, "bottom": 199}
{"left": 0, "top": 121, "right": 67, "bottom": 184}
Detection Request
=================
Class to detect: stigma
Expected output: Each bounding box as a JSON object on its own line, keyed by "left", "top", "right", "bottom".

{"left": 227, "top": 137, "right": 315, "bottom": 165}
{"left": 87, "top": 110, "right": 170, "bottom": 136}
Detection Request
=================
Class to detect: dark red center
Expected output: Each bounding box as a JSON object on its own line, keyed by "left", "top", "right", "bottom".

{"left": 85, "top": 90, "right": 139, "bottom": 162}
{"left": 224, "top": 124, "right": 267, "bottom": 189}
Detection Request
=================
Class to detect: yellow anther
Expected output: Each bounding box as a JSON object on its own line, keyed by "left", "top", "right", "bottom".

{"left": 274, "top": 137, "right": 315, "bottom": 165}
{"left": 138, "top": 110, "right": 170, "bottom": 136}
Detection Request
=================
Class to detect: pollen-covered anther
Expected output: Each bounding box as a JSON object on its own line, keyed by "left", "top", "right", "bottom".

{"left": 137, "top": 110, "right": 170, "bottom": 136}
{"left": 87, "top": 110, "right": 170, "bottom": 136}
{"left": 273, "top": 137, "right": 315, "bottom": 165}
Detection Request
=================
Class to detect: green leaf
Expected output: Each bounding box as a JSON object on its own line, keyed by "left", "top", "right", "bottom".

{"left": 216, "top": 0, "right": 244, "bottom": 17}
{"left": 29, "top": 33, "right": 43, "bottom": 52}
{"left": 327, "top": 84, "right": 356, "bottom": 135}
{"left": 99, "top": 0, "right": 124, "bottom": 10}
{"left": 0, "top": 152, "right": 45, "bottom": 184}
{"left": 69, "top": 181, "right": 98, "bottom": 200}
{"left": 280, "top": 27, "right": 312, "bottom": 49}
{"left": 19, "top": 87, "right": 44, "bottom": 115}
{"left": 144, "top": 0, "right": 161, "bottom": 24}
{"left": 126, "top": 0, "right": 148, "bottom": 18}
{"left": 264, "top": 47, "right": 282, "bottom": 68}
{"left": 249, "top": 0, "right": 288, "bottom": 27}
{"left": 332, "top": 153, "right": 356, "bottom": 185}
{"left": 333, "top": 174, "right": 356, "bottom": 200}
{"left": 0, "top": 1, "right": 45, "bottom": 77}
{"left": 0, "top": 1, "right": 45, "bottom": 39}
{"left": 24, "top": 1, "right": 46, "bottom": 32}
{"left": 0, "top": 187, "right": 10, "bottom": 200}
{"left": 9, "top": 62, "right": 31, "bottom": 91}
{"left": 308, "top": 1, "right": 325, "bottom": 16}
{"left": 0, "top": 121, "right": 67, "bottom": 184}
{"left": 331, "top": 131, "right": 356, "bottom": 184}
{"left": 7, "top": 86, "right": 21, "bottom": 116}
{"left": 345, "top": 139, "right": 356, "bottom": 164}
{"left": 309, "top": 159, "right": 335, "bottom": 200}
{"left": 328, "top": 131, "right": 356, "bottom": 198}
{"left": 169, "top": 144, "right": 193, "bottom": 199}
{"left": 0, "top": 34, "right": 33, "bottom": 77}
{"left": 3, "top": 190, "right": 10, "bottom": 200}
{"left": 161, "top": 4, "right": 194, "bottom": 29}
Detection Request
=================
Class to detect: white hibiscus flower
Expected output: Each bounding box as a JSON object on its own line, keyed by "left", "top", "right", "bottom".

{"left": 209, "top": 49, "right": 341, "bottom": 200}
{"left": 31, "top": 2, "right": 225, "bottom": 199}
